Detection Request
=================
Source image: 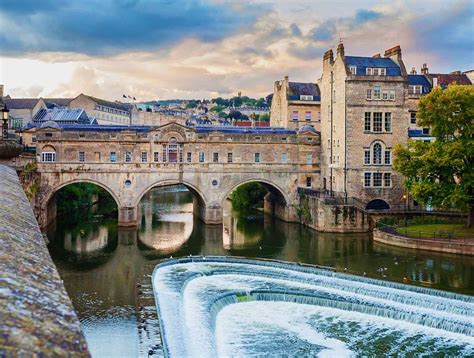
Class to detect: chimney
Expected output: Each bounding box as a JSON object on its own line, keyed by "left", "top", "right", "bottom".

{"left": 410, "top": 67, "right": 417, "bottom": 74}
{"left": 372, "top": 53, "right": 381, "bottom": 58}
{"left": 450, "top": 70, "right": 461, "bottom": 75}
{"left": 337, "top": 43, "right": 345, "bottom": 57}
{"left": 421, "top": 63, "right": 429, "bottom": 75}
{"left": 284, "top": 75, "right": 289, "bottom": 82}
{"left": 384, "top": 45, "right": 406, "bottom": 75}
{"left": 323, "top": 49, "right": 334, "bottom": 63}
{"left": 384, "top": 45, "right": 401, "bottom": 58}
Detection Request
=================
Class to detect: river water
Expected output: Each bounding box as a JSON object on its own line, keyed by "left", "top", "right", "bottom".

{"left": 46, "top": 186, "right": 473, "bottom": 357}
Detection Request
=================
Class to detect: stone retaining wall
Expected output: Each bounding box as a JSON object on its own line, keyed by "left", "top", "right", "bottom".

{"left": 373, "top": 228, "right": 474, "bottom": 256}
{"left": 0, "top": 164, "right": 89, "bottom": 356}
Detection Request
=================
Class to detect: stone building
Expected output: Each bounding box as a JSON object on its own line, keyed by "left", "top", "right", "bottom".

{"left": 319, "top": 44, "right": 409, "bottom": 210}
{"left": 270, "top": 76, "right": 321, "bottom": 131}
{"left": 407, "top": 65, "right": 472, "bottom": 143}
{"left": 69, "top": 93, "right": 138, "bottom": 125}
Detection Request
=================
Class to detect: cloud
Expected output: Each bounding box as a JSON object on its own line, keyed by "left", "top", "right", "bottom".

{"left": 0, "top": 0, "right": 265, "bottom": 56}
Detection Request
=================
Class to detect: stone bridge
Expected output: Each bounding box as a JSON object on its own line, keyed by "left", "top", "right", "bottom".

{"left": 34, "top": 122, "right": 320, "bottom": 228}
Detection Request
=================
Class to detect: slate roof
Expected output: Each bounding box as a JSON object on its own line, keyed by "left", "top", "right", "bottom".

{"left": 84, "top": 95, "right": 131, "bottom": 112}
{"left": 407, "top": 75, "right": 432, "bottom": 93}
{"left": 345, "top": 56, "right": 401, "bottom": 76}
{"left": 4, "top": 98, "right": 39, "bottom": 109}
{"left": 288, "top": 82, "right": 320, "bottom": 96}
{"left": 33, "top": 124, "right": 296, "bottom": 135}
{"left": 44, "top": 98, "right": 73, "bottom": 108}
{"left": 429, "top": 73, "right": 472, "bottom": 87}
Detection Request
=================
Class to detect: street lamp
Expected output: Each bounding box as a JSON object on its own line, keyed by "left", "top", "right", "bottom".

{"left": 2, "top": 104, "right": 9, "bottom": 139}
{"left": 402, "top": 193, "right": 407, "bottom": 227}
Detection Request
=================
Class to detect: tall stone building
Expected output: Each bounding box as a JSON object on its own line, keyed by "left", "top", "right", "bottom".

{"left": 270, "top": 76, "right": 321, "bottom": 131}
{"left": 319, "top": 44, "right": 408, "bottom": 209}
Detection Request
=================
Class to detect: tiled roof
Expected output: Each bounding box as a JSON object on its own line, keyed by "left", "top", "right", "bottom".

{"left": 4, "top": 98, "right": 39, "bottom": 109}
{"left": 407, "top": 75, "right": 432, "bottom": 93}
{"left": 288, "top": 82, "right": 320, "bottom": 97}
{"left": 44, "top": 98, "right": 73, "bottom": 108}
{"left": 345, "top": 56, "right": 401, "bottom": 76}
{"left": 429, "top": 73, "right": 472, "bottom": 87}
{"left": 84, "top": 95, "right": 131, "bottom": 112}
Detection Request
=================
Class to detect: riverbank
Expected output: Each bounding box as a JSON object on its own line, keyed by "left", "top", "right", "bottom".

{"left": 0, "top": 164, "right": 89, "bottom": 356}
{"left": 373, "top": 228, "right": 474, "bottom": 256}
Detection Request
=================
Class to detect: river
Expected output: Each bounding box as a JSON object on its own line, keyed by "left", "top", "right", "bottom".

{"left": 46, "top": 186, "right": 473, "bottom": 357}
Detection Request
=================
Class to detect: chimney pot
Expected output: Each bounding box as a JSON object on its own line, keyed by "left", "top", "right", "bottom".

{"left": 337, "top": 43, "right": 345, "bottom": 57}
{"left": 421, "top": 63, "right": 429, "bottom": 75}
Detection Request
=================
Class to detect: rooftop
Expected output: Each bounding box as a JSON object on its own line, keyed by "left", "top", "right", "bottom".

{"left": 345, "top": 56, "right": 401, "bottom": 76}
{"left": 83, "top": 94, "right": 132, "bottom": 112}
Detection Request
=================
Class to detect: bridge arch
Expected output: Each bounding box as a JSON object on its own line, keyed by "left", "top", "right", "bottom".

{"left": 134, "top": 180, "right": 208, "bottom": 208}
{"left": 223, "top": 178, "right": 290, "bottom": 206}
{"left": 44, "top": 178, "right": 122, "bottom": 210}
{"left": 39, "top": 178, "right": 121, "bottom": 229}
{"left": 366, "top": 199, "right": 390, "bottom": 211}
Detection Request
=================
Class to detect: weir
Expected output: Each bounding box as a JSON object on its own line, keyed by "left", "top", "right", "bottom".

{"left": 152, "top": 257, "right": 474, "bottom": 357}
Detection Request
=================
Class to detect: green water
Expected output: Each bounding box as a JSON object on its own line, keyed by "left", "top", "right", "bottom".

{"left": 46, "top": 186, "right": 473, "bottom": 357}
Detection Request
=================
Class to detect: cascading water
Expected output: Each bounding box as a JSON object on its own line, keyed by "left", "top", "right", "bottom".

{"left": 152, "top": 257, "right": 474, "bottom": 357}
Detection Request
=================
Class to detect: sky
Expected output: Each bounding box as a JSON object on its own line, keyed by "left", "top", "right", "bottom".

{"left": 0, "top": 0, "right": 473, "bottom": 101}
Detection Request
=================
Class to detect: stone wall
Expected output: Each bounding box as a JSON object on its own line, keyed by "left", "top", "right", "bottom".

{"left": 297, "top": 194, "right": 369, "bottom": 232}
{"left": 0, "top": 164, "right": 89, "bottom": 357}
{"left": 373, "top": 228, "right": 474, "bottom": 255}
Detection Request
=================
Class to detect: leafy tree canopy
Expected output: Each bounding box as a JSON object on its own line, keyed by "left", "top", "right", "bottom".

{"left": 393, "top": 85, "right": 474, "bottom": 226}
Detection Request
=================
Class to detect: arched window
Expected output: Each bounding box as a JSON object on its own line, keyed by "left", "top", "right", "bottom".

{"left": 373, "top": 143, "right": 382, "bottom": 164}
{"left": 41, "top": 145, "right": 56, "bottom": 162}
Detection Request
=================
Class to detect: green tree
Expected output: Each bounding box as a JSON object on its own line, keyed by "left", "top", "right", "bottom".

{"left": 259, "top": 113, "right": 270, "bottom": 122}
{"left": 210, "top": 105, "right": 225, "bottom": 113}
{"left": 393, "top": 85, "right": 474, "bottom": 226}
{"left": 230, "top": 182, "right": 267, "bottom": 211}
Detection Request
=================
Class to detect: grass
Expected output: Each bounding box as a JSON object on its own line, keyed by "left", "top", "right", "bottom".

{"left": 397, "top": 223, "right": 474, "bottom": 239}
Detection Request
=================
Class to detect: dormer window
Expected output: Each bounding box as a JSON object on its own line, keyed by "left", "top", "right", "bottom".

{"left": 366, "top": 67, "right": 386, "bottom": 76}
{"left": 349, "top": 66, "right": 357, "bottom": 75}
{"left": 300, "top": 95, "right": 313, "bottom": 101}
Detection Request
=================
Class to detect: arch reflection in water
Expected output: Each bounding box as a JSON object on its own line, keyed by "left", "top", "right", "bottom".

{"left": 153, "top": 257, "right": 474, "bottom": 358}
{"left": 137, "top": 186, "right": 194, "bottom": 254}
{"left": 63, "top": 226, "right": 110, "bottom": 254}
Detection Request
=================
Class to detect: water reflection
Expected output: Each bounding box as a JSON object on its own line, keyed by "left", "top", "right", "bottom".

{"left": 47, "top": 186, "right": 474, "bottom": 358}
{"left": 137, "top": 190, "right": 194, "bottom": 254}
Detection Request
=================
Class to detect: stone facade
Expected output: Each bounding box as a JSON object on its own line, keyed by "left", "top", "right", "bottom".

{"left": 35, "top": 122, "right": 320, "bottom": 228}
{"left": 270, "top": 76, "right": 321, "bottom": 131}
{"left": 69, "top": 93, "right": 138, "bottom": 125}
{"left": 320, "top": 44, "right": 409, "bottom": 209}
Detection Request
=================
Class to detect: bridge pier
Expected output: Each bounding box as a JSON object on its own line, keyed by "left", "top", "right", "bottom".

{"left": 118, "top": 206, "right": 138, "bottom": 227}
{"left": 264, "top": 192, "right": 297, "bottom": 222}
{"left": 193, "top": 197, "right": 223, "bottom": 224}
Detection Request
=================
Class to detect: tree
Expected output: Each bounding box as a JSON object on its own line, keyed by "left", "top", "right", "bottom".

{"left": 393, "top": 85, "right": 474, "bottom": 226}
{"left": 259, "top": 113, "right": 270, "bottom": 122}
{"left": 230, "top": 182, "right": 267, "bottom": 211}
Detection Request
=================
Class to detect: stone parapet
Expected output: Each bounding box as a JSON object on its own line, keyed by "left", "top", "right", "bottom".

{"left": 0, "top": 164, "right": 89, "bottom": 356}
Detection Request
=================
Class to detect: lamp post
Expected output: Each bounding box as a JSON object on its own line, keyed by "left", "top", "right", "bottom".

{"left": 2, "top": 104, "right": 9, "bottom": 139}
{"left": 402, "top": 193, "right": 407, "bottom": 227}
